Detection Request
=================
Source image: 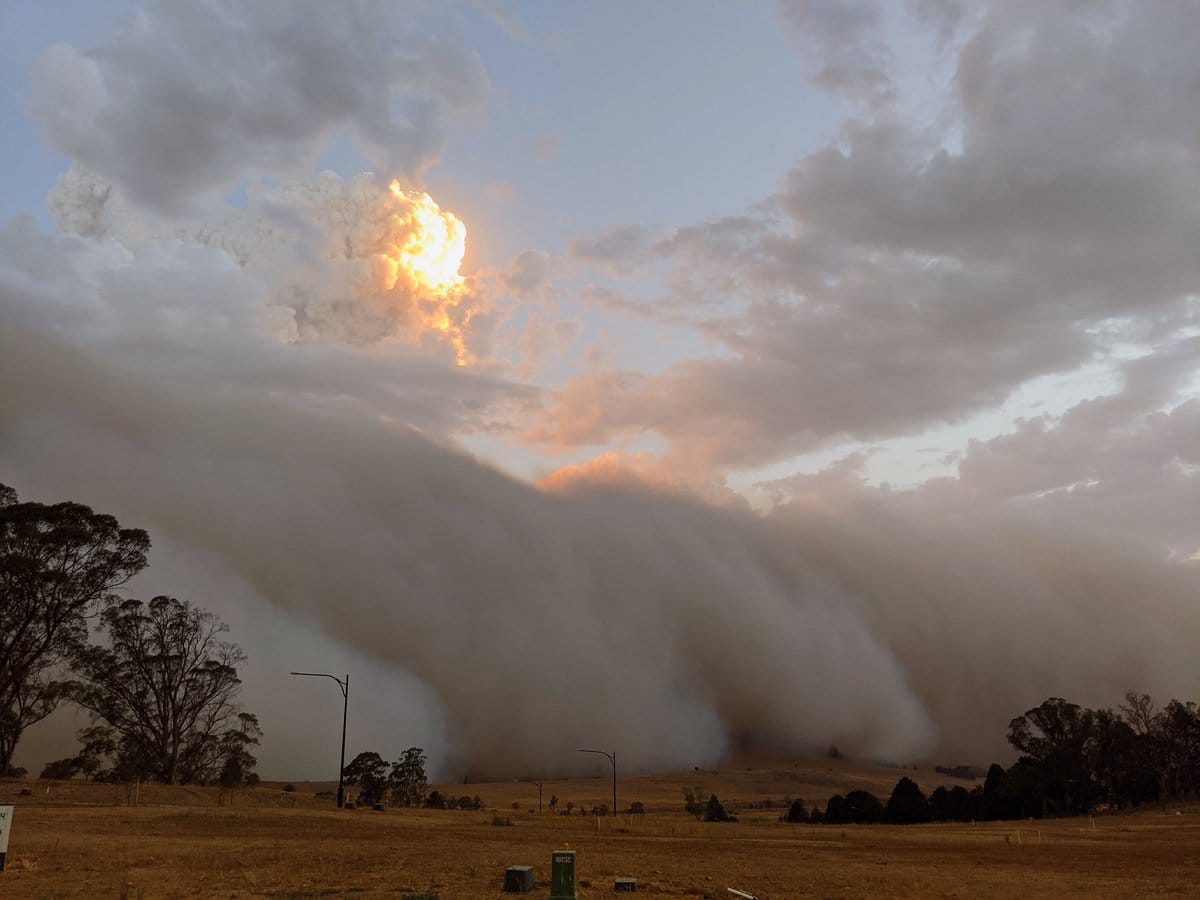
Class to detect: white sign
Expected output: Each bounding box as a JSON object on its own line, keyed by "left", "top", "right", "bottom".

{"left": 0, "top": 804, "right": 12, "bottom": 870}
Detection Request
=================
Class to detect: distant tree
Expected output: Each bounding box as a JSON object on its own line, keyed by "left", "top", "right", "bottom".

{"left": 216, "top": 713, "right": 262, "bottom": 788}
{"left": 5, "top": 766, "right": 28, "bottom": 779}
{"left": 424, "top": 789, "right": 446, "bottom": 809}
{"left": 979, "top": 763, "right": 1008, "bottom": 820}
{"left": 953, "top": 785, "right": 979, "bottom": 821}
{"left": 1090, "top": 707, "right": 1147, "bottom": 810}
{"left": 548, "top": 793, "right": 558, "bottom": 812}
{"left": 1008, "top": 698, "right": 1096, "bottom": 816}
{"left": 39, "top": 757, "right": 80, "bottom": 780}
{"left": 823, "top": 793, "right": 847, "bottom": 824}
{"left": 1119, "top": 692, "right": 1168, "bottom": 803}
{"left": 61, "top": 724, "right": 114, "bottom": 781}
{"left": 1004, "top": 758, "right": 1049, "bottom": 820}
{"left": 0, "top": 484, "right": 150, "bottom": 776}
{"left": 244, "top": 772, "right": 261, "bottom": 787}
{"left": 71, "top": 596, "right": 255, "bottom": 784}
{"left": 218, "top": 756, "right": 244, "bottom": 789}
{"left": 1157, "top": 700, "right": 1200, "bottom": 800}
{"left": 929, "top": 785, "right": 952, "bottom": 821}
{"left": 683, "top": 785, "right": 707, "bottom": 818}
{"left": 843, "top": 790, "right": 884, "bottom": 824}
{"left": 343, "top": 751, "right": 388, "bottom": 806}
{"left": 884, "top": 776, "right": 931, "bottom": 824}
{"left": 785, "top": 798, "right": 807, "bottom": 823}
{"left": 931, "top": 784, "right": 976, "bottom": 822}
{"left": 389, "top": 747, "right": 428, "bottom": 807}
{"left": 702, "top": 794, "right": 736, "bottom": 822}
{"left": 627, "top": 801, "right": 646, "bottom": 815}
{"left": 1115, "top": 692, "right": 1200, "bottom": 806}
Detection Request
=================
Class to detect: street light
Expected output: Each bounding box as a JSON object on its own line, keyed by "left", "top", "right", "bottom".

{"left": 290, "top": 671, "right": 350, "bottom": 808}
{"left": 517, "top": 778, "right": 544, "bottom": 814}
{"left": 576, "top": 748, "right": 616, "bottom": 817}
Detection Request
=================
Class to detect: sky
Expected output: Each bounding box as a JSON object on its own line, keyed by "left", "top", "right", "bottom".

{"left": 1, "top": 0, "right": 1198, "bottom": 781}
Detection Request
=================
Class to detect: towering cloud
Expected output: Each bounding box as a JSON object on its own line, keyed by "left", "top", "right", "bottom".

{"left": 47, "top": 167, "right": 492, "bottom": 360}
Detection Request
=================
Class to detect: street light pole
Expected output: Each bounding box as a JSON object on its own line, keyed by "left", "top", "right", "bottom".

{"left": 517, "top": 778, "right": 544, "bottom": 814}
{"left": 577, "top": 748, "right": 616, "bottom": 817}
{"left": 290, "top": 671, "right": 350, "bottom": 808}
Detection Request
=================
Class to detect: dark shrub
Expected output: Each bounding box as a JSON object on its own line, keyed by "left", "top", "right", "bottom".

{"left": 425, "top": 790, "right": 446, "bottom": 809}
{"left": 785, "top": 799, "right": 807, "bottom": 823}
{"left": 703, "top": 794, "right": 736, "bottom": 822}
{"left": 844, "top": 790, "right": 883, "bottom": 823}
{"left": 40, "top": 758, "right": 79, "bottom": 780}
{"left": 884, "top": 776, "right": 931, "bottom": 824}
{"left": 823, "top": 794, "right": 847, "bottom": 824}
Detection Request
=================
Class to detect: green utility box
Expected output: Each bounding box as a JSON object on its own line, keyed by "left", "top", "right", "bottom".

{"left": 550, "top": 849, "right": 576, "bottom": 900}
{"left": 503, "top": 865, "right": 534, "bottom": 893}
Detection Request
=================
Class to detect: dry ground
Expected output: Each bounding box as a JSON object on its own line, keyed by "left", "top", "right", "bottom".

{"left": 2, "top": 758, "right": 1198, "bottom": 898}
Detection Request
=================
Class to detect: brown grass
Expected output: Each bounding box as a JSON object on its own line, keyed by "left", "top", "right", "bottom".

{"left": 2, "top": 757, "right": 1197, "bottom": 898}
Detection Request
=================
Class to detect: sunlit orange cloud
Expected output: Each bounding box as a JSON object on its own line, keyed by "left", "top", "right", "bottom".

{"left": 538, "top": 451, "right": 691, "bottom": 495}
{"left": 378, "top": 181, "right": 473, "bottom": 364}
{"left": 539, "top": 451, "right": 755, "bottom": 511}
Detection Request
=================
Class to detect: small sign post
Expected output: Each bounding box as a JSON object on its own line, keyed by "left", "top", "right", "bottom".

{"left": 0, "top": 805, "right": 13, "bottom": 872}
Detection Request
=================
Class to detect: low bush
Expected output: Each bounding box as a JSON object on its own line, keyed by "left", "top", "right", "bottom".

{"left": 784, "top": 799, "right": 807, "bottom": 823}
{"left": 703, "top": 794, "right": 736, "bottom": 823}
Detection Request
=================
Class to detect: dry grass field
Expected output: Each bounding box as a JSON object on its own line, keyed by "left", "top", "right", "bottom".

{"left": 2, "top": 757, "right": 1198, "bottom": 898}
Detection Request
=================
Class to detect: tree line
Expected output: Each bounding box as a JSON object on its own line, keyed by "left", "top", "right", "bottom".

{"left": 1, "top": 484, "right": 259, "bottom": 787}
{"left": 340, "top": 747, "right": 486, "bottom": 810}
{"left": 342, "top": 748, "right": 427, "bottom": 807}
{"left": 787, "top": 694, "right": 1200, "bottom": 825}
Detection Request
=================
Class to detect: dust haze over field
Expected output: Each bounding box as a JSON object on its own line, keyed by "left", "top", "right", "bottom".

{"left": 2, "top": 1, "right": 1199, "bottom": 778}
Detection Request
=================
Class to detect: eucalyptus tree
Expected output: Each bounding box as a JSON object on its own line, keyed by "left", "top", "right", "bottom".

{"left": 0, "top": 483, "right": 149, "bottom": 774}
{"left": 71, "top": 595, "right": 256, "bottom": 784}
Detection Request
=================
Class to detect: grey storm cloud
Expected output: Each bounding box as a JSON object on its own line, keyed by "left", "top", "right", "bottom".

{"left": 30, "top": 1, "right": 487, "bottom": 213}
{"left": 3, "top": 205, "right": 1198, "bottom": 774}
{"left": 0, "top": 231, "right": 939, "bottom": 772}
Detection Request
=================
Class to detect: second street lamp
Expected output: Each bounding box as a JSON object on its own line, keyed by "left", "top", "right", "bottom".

{"left": 290, "top": 671, "right": 350, "bottom": 808}
{"left": 576, "top": 748, "right": 616, "bottom": 817}
{"left": 516, "top": 777, "right": 545, "bottom": 814}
